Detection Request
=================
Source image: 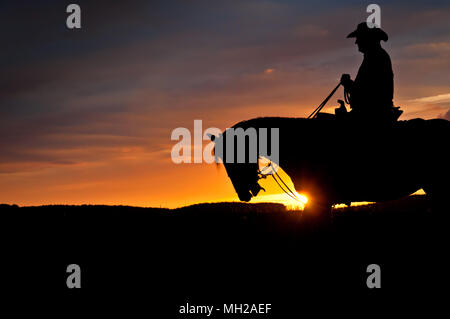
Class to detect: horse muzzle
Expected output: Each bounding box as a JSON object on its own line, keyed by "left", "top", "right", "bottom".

{"left": 237, "top": 190, "right": 252, "bottom": 202}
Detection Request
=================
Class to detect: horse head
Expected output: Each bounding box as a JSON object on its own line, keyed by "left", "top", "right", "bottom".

{"left": 208, "top": 132, "right": 263, "bottom": 202}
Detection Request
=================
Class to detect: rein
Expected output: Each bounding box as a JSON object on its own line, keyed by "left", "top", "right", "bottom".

{"left": 307, "top": 83, "right": 341, "bottom": 119}
{"left": 258, "top": 161, "right": 304, "bottom": 203}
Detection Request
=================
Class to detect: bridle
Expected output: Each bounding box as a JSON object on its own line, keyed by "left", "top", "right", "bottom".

{"left": 257, "top": 159, "right": 304, "bottom": 203}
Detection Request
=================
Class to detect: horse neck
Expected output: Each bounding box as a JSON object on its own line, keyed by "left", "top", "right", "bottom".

{"left": 234, "top": 116, "right": 307, "bottom": 175}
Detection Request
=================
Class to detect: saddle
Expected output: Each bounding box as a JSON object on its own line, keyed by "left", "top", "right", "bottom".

{"left": 332, "top": 100, "right": 403, "bottom": 123}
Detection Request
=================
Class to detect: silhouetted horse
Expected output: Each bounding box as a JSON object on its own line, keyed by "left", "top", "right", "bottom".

{"left": 210, "top": 117, "right": 449, "bottom": 220}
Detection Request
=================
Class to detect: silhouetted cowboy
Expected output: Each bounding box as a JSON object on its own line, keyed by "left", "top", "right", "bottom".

{"left": 339, "top": 22, "right": 401, "bottom": 124}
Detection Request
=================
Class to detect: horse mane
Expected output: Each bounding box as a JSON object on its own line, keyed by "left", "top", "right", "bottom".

{"left": 231, "top": 117, "right": 308, "bottom": 129}
{"left": 230, "top": 116, "right": 442, "bottom": 132}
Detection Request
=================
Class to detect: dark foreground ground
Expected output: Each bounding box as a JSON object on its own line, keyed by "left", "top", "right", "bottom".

{"left": 0, "top": 195, "right": 448, "bottom": 315}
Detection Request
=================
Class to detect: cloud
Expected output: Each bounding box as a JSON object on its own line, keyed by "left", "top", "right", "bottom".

{"left": 293, "top": 24, "right": 329, "bottom": 38}
{"left": 410, "top": 93, "right": 450, "bottom": 103}
{"left": 439, "top": 109, "right": 450, "bottom": 120}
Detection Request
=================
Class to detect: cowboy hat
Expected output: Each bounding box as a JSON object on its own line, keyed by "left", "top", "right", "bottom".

{"left": 347, "top": 22, "right": 388, "bottom": 42}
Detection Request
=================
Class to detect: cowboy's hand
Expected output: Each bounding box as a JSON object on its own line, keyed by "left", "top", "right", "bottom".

{"left": 340, "top": 74, "right": 351, "bottom": 86}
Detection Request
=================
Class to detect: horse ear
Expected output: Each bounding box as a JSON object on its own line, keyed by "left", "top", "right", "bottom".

{"left": 207, "top": 133, "right": 217, "bottom": 141}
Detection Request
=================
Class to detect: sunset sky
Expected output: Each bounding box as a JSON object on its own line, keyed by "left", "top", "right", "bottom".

{"left": 1, "top": 0, "right": 449, "bottom": 208}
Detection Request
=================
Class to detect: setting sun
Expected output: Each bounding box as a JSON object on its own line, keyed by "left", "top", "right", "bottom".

{"left": 297, "top": 194, "right": 309, "bottom": 204}
{"left": 245, "top": 166, "right": 310, "bottom": 210}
